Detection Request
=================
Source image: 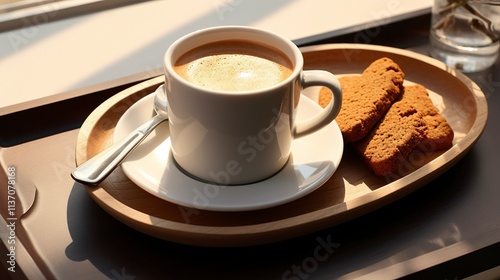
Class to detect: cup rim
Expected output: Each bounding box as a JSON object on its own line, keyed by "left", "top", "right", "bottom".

{"left": 164, "top": 25, "right": 303, "bottom": 95}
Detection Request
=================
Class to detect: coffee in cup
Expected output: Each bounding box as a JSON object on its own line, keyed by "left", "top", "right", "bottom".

{"left": 173, "top": 40, "right": 293, "bottom": 92}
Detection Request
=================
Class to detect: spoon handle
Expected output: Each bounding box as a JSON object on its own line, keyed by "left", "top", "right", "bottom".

{"left": 71, "top": 114, "right": 167, "bottom": 185}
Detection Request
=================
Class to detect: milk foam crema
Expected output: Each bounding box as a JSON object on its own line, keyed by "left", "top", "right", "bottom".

{"left": 174, "top": 40, "right": 293, "bottom": 92}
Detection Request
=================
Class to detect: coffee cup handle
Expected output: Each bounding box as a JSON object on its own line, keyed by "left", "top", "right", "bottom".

{"left": 294, "top": 70, "right": 342, "bottom": 138}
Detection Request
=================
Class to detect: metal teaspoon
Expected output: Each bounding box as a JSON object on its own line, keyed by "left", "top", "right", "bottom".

{"left": 71, "top": 85, "right": 169, "bottom": 185}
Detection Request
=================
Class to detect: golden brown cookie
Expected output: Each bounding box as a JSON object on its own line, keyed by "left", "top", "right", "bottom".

{"left": 355, "top": 84, "right": 454, "bottom": 176}
{"left": 320, "top": 57, "right": 405, "bottom": 142}
{"left": 401, "top": 84, "right": 454, "bottom": 152}
{"left": 355, "top": 101, "right": 427, "bottom": 176}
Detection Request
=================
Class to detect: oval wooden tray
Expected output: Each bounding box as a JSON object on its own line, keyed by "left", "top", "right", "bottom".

{"left": 75, "top": 44, "right": 487, "bottom": 247}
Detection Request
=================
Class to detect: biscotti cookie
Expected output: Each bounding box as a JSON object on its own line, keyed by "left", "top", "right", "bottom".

{"left": 355, "top": 101, "right": 427, "bottom": 176}
{"left": 401, "top": 84, "right": 454, "bottom": 151}
{"left": 319, "top": 57, "right": 405, "bottom": 142}
{"left": 355, "top": 84, "right": 454, "bottom": 176}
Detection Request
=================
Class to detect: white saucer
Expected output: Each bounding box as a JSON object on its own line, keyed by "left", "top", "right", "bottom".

{"left": 114, "top": 93, "right": 343, "bottom": 211}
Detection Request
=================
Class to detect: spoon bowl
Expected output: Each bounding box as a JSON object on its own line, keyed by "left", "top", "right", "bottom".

{"left": 153, "top": 84, "right": 169, "bottom": 117}
{"left": 71, "top": 85, "right": 169, "bottom": 185}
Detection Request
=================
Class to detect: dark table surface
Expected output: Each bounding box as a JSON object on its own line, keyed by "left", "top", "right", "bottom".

{"left": 1, "top": 14, "right": 500, "bottom": 280}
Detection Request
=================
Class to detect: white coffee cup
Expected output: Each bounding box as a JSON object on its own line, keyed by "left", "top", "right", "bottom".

{"left": 164, "top": 26, "right": 342, "bottom": 185}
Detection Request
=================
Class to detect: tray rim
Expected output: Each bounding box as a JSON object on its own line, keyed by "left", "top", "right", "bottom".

{"left": 75, "top": 43, "right": 488, "bottom": 247}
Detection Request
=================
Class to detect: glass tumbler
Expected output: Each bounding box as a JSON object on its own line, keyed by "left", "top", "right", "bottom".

{"left": 430, "top": 0, "right": 500, "bottom": 72}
